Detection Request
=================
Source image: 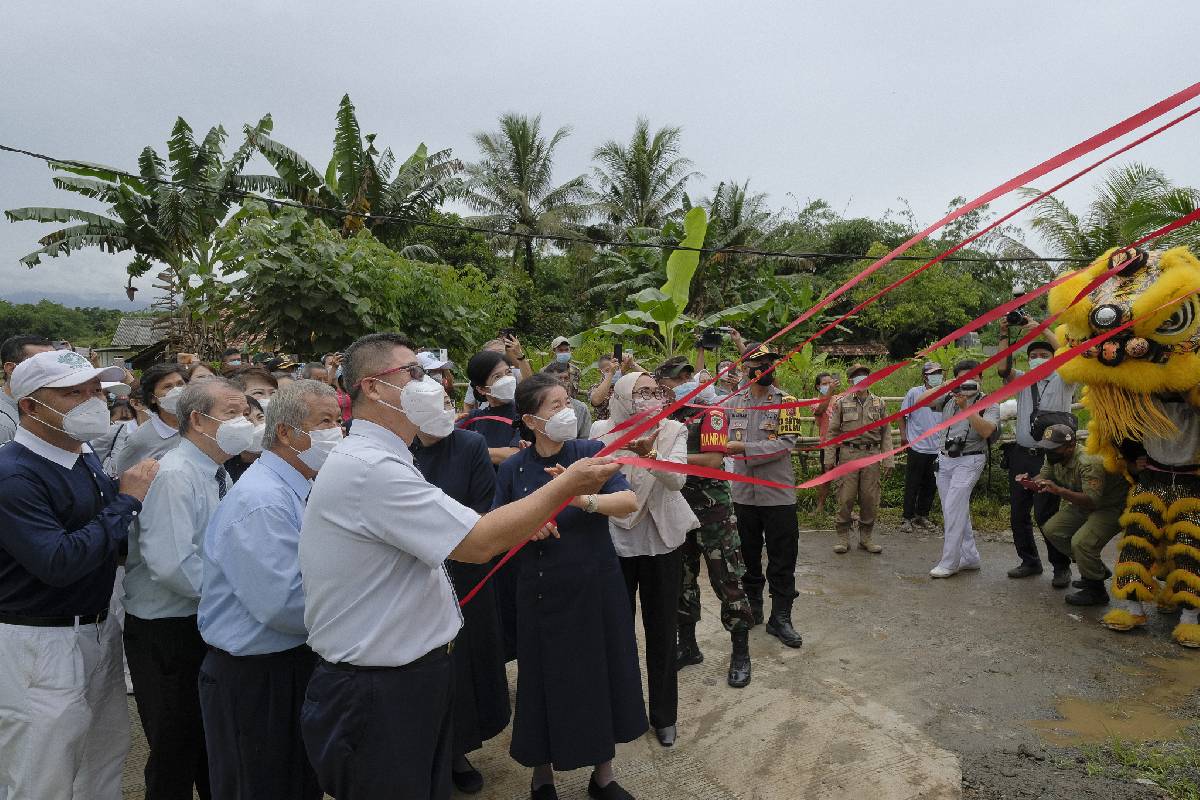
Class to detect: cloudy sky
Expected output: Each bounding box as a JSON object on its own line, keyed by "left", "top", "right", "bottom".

{"left": 1, "top": 1, "right": 1198, "bottom": 308}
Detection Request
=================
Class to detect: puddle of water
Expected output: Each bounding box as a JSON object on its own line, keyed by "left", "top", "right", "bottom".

{"left": 1029, "top": 656, "right": 1200, "bottom": 744}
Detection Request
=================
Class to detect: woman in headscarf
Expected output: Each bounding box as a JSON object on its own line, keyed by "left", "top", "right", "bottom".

{"left": 592, "top": 371, "right": 697, "bottom": 748}
{"left": 495, "top": 374, "right": 644, "bottom": 800}
{"left": 403, "top": 377, "right": 511, "bottom": 795}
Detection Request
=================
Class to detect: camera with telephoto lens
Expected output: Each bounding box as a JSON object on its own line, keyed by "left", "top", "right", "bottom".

{"left": 1005, "top": 309, "right": 1031, "bottom": 326}
{"left": 944, "top": 435, "right": 967, "bottom": 457}
{"left": 698, "top": 328, "right": 725, "bottom": 350}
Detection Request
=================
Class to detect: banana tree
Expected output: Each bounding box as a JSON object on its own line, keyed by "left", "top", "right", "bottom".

{"left": 583, "top": 207, "right": 770, "bottom": 355}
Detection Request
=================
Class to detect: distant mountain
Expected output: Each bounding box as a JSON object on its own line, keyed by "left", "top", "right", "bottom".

{"left": 1, "top": 289, "right": 153, "bottom": 311}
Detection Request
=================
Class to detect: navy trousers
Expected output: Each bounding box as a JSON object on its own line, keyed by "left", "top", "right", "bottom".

{"left": 301, "top": 651, "right": 455, "bottom": 800}
{"left": 198, "top": 644, "right": 321, "bottom": 800}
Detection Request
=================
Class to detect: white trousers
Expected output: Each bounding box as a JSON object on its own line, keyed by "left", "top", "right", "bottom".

{"left": 934, "top": 453, "right": 986, "bottom": 572}
{"left": 0, "top": 614, "right": 130, "bottom": 800}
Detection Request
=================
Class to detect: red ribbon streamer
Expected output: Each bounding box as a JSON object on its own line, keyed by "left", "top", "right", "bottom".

{"left": 458, "top": 86, "right": 1200, "bottom": 606}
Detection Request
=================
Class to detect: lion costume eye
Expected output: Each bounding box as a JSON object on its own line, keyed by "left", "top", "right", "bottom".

{"left": 1155, "top": 298, "right": 1197, "bottom": 336}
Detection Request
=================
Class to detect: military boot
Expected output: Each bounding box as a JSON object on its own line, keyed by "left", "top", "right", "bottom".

{"left": 765, "top": 598, "right": 803, "bottom": 648}
{"left": 833, "top": 528, "right": 851, "bottom": 554}
{"left": 728, "top": 630, "right": 751, "bottom": 688}
{"left": 1065, "top": 578, "right": 1110, "bottom": 607}
{"left": 858, "top": 526, "right": 882, "bottom": 554}
{"left": 676, "top": 623, "right": 704, "bottom": 669}
{"left": 746, "top": 588, "right": 764, "bottom": 626}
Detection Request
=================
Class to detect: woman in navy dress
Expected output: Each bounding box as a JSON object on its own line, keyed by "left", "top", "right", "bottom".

{"left": 407, "top": 377, "right": 512, "bottom": 795}
{"left": 464, "top": 349, "right": 524, "bottom": 660}
{"left": 493, "top": 374, "right": 646, "bottom": 800}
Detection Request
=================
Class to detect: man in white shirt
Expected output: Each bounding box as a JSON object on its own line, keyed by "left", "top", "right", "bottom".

{"left": 299, "top": 333, "right": 623, "bottom": 800}
{"left": 123, "top": 377, "right": 252, "bottom": 800}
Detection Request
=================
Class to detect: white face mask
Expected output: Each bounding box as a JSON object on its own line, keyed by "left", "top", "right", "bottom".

{"left": 851, "top": 374, "right": 867, "bottom": 386}
{"left": 256, "top": 397, "right": 272, "bottom": 411}
{"left": 401, "top": 377, "right": 457, "bottom": 439}
{"left": 33, "top": 396, "right": 112, "bottom": 442}
{"left": 818, "top": 384, "right": 830, "bottom": 396}
{"left": 245, "top": 423, "right": 266, "bottom": 454}
{"left": 290, "top": 425, "right": 343, "bottom": 472}
{"left": 1028, "top": 357, "right": 1048, "bottom": 370}
{"left": 488, "top": 374, "right": 517, "bottom": 403}
{"left": 158, "top": 385, "right": 184, "bottom": 416}
{"left": 202, "top": 413, "right": 260, "bottom": 457}
{"left": 926, "top": 373, "right": 944, "bottom": 387}
{"left": 535, "top": 407, "right": 577, "bottom": 442}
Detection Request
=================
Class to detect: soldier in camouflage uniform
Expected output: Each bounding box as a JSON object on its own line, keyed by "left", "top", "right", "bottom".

{"left": 657, "top": 356, "right": 754, "bottom": 688}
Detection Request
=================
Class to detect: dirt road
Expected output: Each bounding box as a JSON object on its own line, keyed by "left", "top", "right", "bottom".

{"left": 122, "top": 523, "right": 1197, "bottom": 798}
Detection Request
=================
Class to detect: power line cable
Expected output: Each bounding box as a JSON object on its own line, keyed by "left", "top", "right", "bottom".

{"left": 0, "top": 141, "right": 1093, "bottom": 264}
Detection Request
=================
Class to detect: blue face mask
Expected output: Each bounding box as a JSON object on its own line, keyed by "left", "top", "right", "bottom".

{"left": 555, "top": 351, "right": 572, "bottom": 364}
{"left": 673, "top": 380, "right": 718, "bottom": 405}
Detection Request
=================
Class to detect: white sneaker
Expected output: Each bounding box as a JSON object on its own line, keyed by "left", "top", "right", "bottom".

{"left": 914, "top": 516, "right": 936, "bottom": 531}
{"left": 929, "top": 566, "right": 957, "bottom": 579}
{"left": 899, "top": 520, "right": 914, "bottom": 534}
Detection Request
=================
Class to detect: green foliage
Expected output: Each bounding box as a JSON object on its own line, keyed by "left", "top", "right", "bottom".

{"left": 0, "top": 300, "right": 126, "bottom": 348}
{"left": 246, "top": 94, "right": 462, "bottom": 241}
{"left": 462, "top": 113, "right": 591, "bottom": 277}
{"left": 591, "top": 118, "right": 698, "bottom": 232}
{"left": 215, "top": 203, "right": 515, "bottom": 359}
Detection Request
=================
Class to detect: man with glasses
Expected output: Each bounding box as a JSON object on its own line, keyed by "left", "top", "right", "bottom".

{"left": 298, "top": 333, "right": 626, "bottom": 800}
{"left": 123, "top": 377, "right": 253, "bottom": 799}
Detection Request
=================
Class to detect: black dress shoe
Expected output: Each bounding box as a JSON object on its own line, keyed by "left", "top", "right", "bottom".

{"left": 1051, "top": 568, "right": 1072, "bottom": 589}
{"left": 728, "top": 652, "right": 751, "bottom": 688}
{"left": 452, "top": 761, "right": 484, "bottom": 794}
{"left": 765, "top": 614, "right": 803, "bottom": 648}
{"left": 531, "top": 784, "right": 560, "bottom": 800}
{"left": 1065, "top": 580, "right": 1110, "bottom": 606}
{"left": 655, "top": 724, "right": 677, "bottom": 747}
{"left": 1007, "top": 563, "right": 1043, "bottom": 579}
{"left": 588, "top": 775, "right": 634, "bottom": 799}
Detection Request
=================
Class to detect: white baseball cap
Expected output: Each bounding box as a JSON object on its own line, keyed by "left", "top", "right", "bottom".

{"left": 102, "top": 381, "right": 132, "bottom": 398}
{"left": 550, "top": 336, "right": 571, "bottom": 349}
{"left": 10, "top": 350, "right": 125, "bottom": 400}
{"left": 417, "top": 351, "right": 455, "bottom": 372}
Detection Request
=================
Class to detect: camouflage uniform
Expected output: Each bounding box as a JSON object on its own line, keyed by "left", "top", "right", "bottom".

{"left": 676, "top": 409, "right": 754, "bottom": 632}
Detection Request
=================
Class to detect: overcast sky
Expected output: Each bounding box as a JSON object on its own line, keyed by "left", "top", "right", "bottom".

{"left": 2, "top": 0, "right": 1198, "bottom": 307}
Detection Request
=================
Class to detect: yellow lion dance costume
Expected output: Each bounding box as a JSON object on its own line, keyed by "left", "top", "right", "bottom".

{"left": 1049, "top": 245, "right": 1200, "bottom": 648}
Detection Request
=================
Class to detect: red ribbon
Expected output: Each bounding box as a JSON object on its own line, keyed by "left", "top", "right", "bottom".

{"left": 457, "top": 414, "right": 516, "bottom": 427}
{"left": 458, "top": 86, "right": 1200, "bottom": 606}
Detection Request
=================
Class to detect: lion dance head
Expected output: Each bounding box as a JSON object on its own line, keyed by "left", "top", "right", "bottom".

{"left": 1048, "top": 245, "right": 1200, "bottom": 471}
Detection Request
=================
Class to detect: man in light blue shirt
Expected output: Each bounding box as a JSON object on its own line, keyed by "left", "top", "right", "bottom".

{"left": 899, "top": 361, "right": 946, "bottom": 533}
{"left": 198, "top": 379, "right": 341, "bottom": 800}
{"left": 123, "top": 376, "right": 250, "bottom": 800}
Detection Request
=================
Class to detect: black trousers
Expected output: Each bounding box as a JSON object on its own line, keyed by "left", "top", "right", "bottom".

{"left": 620, "top": 550, "right": 682, "bottom": 730}
{"left": 198, "top": 645, "right": 321, "bottom": 800}
{"left": 735, "top": 502, "right": 800, "bottom": 603}
{"left": 903, "top": 451, "right": 939, "bottom": 520}
{"left": 124, "top": 614, "right": 211, "bottom": 800}
{"left": 301, "top": 652, "right": 454, "bottom": 800}
{"left": 1007, "top": 446, "right": 1069, "bottom": 569}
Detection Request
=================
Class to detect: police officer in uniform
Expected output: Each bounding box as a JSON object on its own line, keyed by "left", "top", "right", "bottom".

{"left": 826, "top": 364, "right": 894, "bottom": 554}
{"left": 655, "top": 357, "right": 755, "bottom": 688}
{"left": 728, "top": 343, "right": 804, "bottom": 649}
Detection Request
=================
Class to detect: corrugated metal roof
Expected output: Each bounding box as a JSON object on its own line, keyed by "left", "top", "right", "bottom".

{"left": 110, "top": 316, "right": 166, "bottom": 348}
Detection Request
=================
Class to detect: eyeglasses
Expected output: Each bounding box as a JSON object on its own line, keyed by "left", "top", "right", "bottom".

{"left": 632, "top": 387, "right": 671, "bottom": 402}
{"left": 356, "top": 363, "right": 425, "bottom": 388}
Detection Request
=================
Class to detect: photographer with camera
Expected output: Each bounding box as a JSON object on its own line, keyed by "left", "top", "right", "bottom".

{"left": 1016, "top": 424, "right": 1127, "bottom": 606}
{"left": 923, "top": 360, "right": 1001, "bottom": 578}
{"left": 999, "top": 310, "right": 1077, "bottom": 587}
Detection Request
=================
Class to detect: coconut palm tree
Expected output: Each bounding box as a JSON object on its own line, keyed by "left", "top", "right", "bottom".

{"left": 245, "top": 94, "right": 461, "bottom": 250}
{"left": 1022, "top": 163, "right": 1200, "bottom": 258}
{"left": 461, "top": 113, "right": 591, "bottom": 278}
{"left": 591, "top": 118, "right": 699, "bottom": 234}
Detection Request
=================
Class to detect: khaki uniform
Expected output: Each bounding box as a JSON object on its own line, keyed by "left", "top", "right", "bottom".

{"left": 827, "top": 391, "right": 894, "bottom": 548}
{"left": 1037, "top": 450, "right": 1128, "bottom": 580}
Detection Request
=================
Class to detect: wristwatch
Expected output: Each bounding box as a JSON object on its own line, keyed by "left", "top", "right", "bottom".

{"left": 584, "top": 494, "right": 599, "bottom": 514}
